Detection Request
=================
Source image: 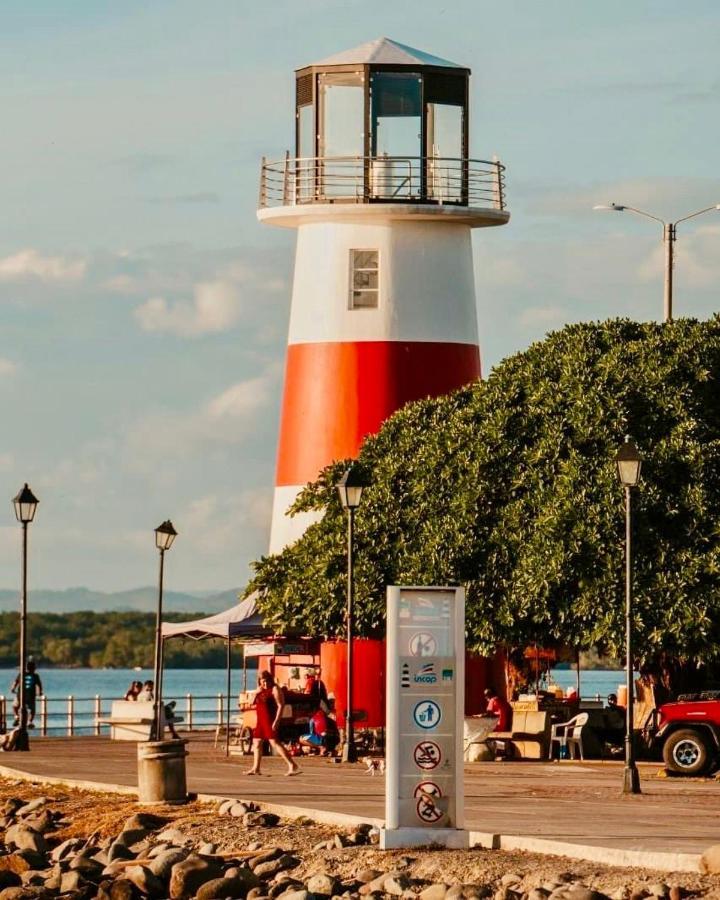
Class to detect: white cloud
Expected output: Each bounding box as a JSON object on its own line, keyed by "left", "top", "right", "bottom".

{"left": 180, "top": 488, "right": 272, "bottom": 557}
{"left": 0, "top": 249, "right": 86, "bottom": 283}
{"left": 0, "top": 359, "right": 17, "bottom": 377}
{"left": 518, "top": 306, "right": 566, "bottom": 328}
{"left": 134, "top": 278, "right": 242, "bottom": 336}
{"left": 207, "top": 375, "right": 272, "bottom": 419}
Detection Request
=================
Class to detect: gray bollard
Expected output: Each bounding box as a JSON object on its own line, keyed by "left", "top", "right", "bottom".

{"left": 137, "top": 739, "right": 189, "bottom": 805}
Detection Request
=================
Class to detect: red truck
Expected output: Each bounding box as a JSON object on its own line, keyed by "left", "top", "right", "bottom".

{"left": 646, "top": 692, "right": 720, "bottom": 776}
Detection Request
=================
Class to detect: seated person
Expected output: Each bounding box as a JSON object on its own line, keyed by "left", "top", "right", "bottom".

{"left": 299, "top": 706, "right": 338, "bottom": 755}
{"left": 599, "top": 693, "right": 625, "bottom": 749}
{"left": 484, "top": 686, "right": 512, "bottom": 732}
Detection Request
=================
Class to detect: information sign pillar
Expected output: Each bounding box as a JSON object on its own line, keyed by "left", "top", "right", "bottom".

{"left": 381, "top": 586, "right": 468, "bottom": 849}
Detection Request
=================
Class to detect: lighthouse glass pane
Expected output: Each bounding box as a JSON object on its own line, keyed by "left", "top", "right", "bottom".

{"left": 426, "top": 103, "right": 463, "bottom": 201}
{"left": 318, "top": 73, "right": 364, "bottom": 200}
{"left": 297, "top": 104, "right": 315, "bottom": 201}
{"left": 371, "top": 72, "right": 422, "bottom": 198}
{"left": 349, "top": 249, "right": 379, "bottom": 309}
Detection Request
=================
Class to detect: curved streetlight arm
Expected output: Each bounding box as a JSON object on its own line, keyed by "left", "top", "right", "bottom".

{"left": 618, "top": 206, "right": 666, "bottom": 228}
{"left": 674, "top": 204, "right": 720, "bottom": 229}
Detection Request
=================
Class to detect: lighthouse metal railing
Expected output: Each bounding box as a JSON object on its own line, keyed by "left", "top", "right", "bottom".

{"left": 259, "top": 156, "right": 507, "bottom": 210}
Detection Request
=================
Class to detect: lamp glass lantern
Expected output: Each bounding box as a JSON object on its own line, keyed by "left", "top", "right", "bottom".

{"left": 337, "top": 466, "right": 368, "bottom": 510}
{"left": 13, "top": 484, "right": 39, "bottom": 524}
{"left": 155, "top": 519, "right": 178, "bottom": 551}
{"left": 615, "top": 437, "right": 642, "bottom": 487}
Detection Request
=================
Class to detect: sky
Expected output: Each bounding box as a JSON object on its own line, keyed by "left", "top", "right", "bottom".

{"left": 1, "top": 0, "right": 719, "bottom": 593}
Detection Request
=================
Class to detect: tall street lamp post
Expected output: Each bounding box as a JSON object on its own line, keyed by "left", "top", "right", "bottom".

{"left": 12, "top": 484, "right": 39, "bottom": 752}
{"left": 152, "top": 520, "right": 177, "bottom": 742}
{"left": 593, "top": 202, "right": 720, "bottom": 323}
{"left": 337, "top": 465, "right": 369, "bottom": 764}
{"left": 615, "top": 436, "right": 642, "bottom": 795}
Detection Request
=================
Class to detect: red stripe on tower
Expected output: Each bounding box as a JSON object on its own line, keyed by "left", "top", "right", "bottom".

{"left": 276, "top": 341, "right": 480, "bottom": 486}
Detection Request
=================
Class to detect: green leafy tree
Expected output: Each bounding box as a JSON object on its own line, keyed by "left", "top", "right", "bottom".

{"left": 249, "top": 319, "right": 720, "bottom": 692}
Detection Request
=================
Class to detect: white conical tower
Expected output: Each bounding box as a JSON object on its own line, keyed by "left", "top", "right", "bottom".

{"left": 259, "top": 38, "right": 509, "bottom": 552}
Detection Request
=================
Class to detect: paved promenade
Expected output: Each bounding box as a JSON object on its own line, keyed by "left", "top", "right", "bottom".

{"left": 1, "top": 735, "right": 718, "bottom": 859}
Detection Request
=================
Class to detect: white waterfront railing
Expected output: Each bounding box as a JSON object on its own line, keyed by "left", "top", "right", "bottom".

{"left": 0, "top": 692, "right": 233, "bottom": 737}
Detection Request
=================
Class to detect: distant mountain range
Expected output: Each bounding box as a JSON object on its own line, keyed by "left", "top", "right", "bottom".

{"left": 0, "top": 587, "right": 240, "bottom": 615}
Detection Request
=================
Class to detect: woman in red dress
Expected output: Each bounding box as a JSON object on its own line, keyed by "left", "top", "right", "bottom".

{"left": 246, "top": 670, "right": 300, "bottom": 776}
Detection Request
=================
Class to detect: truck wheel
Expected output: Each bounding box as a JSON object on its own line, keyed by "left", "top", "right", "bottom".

{"left": 663, "top": 729, "right": 711, "bottom": 776}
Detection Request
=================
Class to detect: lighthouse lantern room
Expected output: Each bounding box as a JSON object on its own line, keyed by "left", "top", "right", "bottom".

{"left": 259, "top": 38, "right": 509, "bottom": 553}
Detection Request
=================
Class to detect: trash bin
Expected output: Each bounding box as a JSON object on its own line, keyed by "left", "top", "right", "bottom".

{"left": 137, "top": 739, "right": 188, "bottom": 805}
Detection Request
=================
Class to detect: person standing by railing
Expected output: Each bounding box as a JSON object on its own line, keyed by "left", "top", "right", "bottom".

{"left": 11, "top": 658, "right": 42, "bottom": 729}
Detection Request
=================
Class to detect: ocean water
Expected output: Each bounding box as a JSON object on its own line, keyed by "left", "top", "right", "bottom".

{"left": 549, "top": 667, "right": 628, "bottom": 699}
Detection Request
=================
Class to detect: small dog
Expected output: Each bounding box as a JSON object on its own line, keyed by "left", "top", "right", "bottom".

{"left": 363, "top": 757, "right": 386, "bottom": 776}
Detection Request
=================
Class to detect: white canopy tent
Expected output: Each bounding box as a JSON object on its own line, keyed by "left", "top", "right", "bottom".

{"left": 160, "top": 593, "right": 275, "bottom": 755}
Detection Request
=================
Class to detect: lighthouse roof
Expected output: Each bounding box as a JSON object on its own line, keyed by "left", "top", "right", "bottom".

{"left": 304, "top": 37, "right": 466, "bottom": 70}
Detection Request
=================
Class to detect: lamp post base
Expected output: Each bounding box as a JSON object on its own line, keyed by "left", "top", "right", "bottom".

{"left": 341, "top": 738, "right": 358, "bottom": 763}
{"left": 622, "top": 763, "right": 641, "bottom": 794}
{"left": 13, "top": 729, "right": 29, "bottom": 752}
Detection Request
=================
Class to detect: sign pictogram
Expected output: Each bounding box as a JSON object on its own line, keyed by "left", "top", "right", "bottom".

{"left": 414, "top": 781, "right": 442, "bottom": 799}
{"left": 401, "top": 662, "right": 410, "bottom": 688}
{"left": 409, "top": 632, "right": 437, "bottom": 657}
{"left": 413, "top": 740, "right": 441, "bottom": 770}
{"left": 416, "top": 793, "right": 444, "bottom": 824}
{"left": 413, "top": 700, "right": 442, "bottom": 729}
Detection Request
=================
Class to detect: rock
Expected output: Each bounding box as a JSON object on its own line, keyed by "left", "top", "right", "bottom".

{"left": 196, "top": 876, "right": 255, "bottom": 899}
{"left": 50, "top": 838, "right": 83, "bottom": 863}
{"left": 312, "top": 842, "right": 328, "bottom": 853}
{"left": 527, "top": 892, "right": 550, "bottom": 900}
{"left": 68, "top": 855, "right": 104, "bottom": 880}
{"left": 15, "top": 799, "right": 46, "bottom": 819}
{"left": 230, "top": 803, "right": 252, "bottom": 818}
{"left": 156, "top": 828, "right": 189, "bottom": 846}
{"left": 254, "top": 857, "right": 298, "bottom": 880}
{"left": 701, "top": 844, "right": 720, "bottom": 874}
{"left": 149, "top": 848, "right": 189, "bottom": 880}
{"left": 646, "top": 885, "right": 668, "bottom": 899}
{"left": 23, "top": 813, "right": 53, "bottom": 836}
{"left": 307, "top": 874, "right": 339, "bottom": 896}
{"left": 2, "top": 800, "right": 23, "bottom": 817}
{"left": 108, "top": 843, "right": 136, "bottom": 862}
{"left": 360, "top": 873, "right": 398, "bottom": 896}
{"left": 277, "top": 892, "right": 308, "bottom": 900}
{"left": 0, "top": 876, "right": 20, "bottom": 893}
{"left": 169, "top": 855, "right": 223, "bottom": 899}
{"left": 18, "top": 874, "right": 45, "bottom": 889}
{"left": 109, "top": 879, "right": 140, "bottom": 900}
{"left": 92, "top": 850, "right": 110, "bottom": 866}
{"left": 333, "top": 835, "right": 346, "bottom": 850}
{"left": 668, "top": 889, "right": 682, "bottom": 900}
{"left": 258, "top": 813, "right": 280, "bottom": 828}
{"left": 249, "top": 850, "right": 282, "bottom": 871}
{"left": 10, "top": 856, "right": 44, "bottom": 875}
{"left": 60, "top": 870, "right": 85, "bottom": 893}
{"left": 419, "top": 885, "right": 448, "bottom": 900}
{"left": 124, "top": 864, "right": 165, "bottom": 897}
{"left": 0, "top": 891, "right": 49, "bottom": 900}
{"left": 445, "top": 886, "right": 464, "bottom": 900}
{"left": 247, "top": 889, "right": 265, "bottom": 900}
{"left": 247, "top": 843, "right": 263, "bottom": 853}
{"left": 122, "top": 813, "right": 165, "bottom": 833}
{"left": 384, "top": 875, "right": 411, "bottom": 896}
{"left": 0, "top": 859, "right": 30, "bottom": 877}
{"left": 500, "top": 876, "right": 522, "bottom": 888}
{"left": 4, "top": 827, "right": 47, "bottom": 856}
{"left": 198, "top": 842, "right": 217, "bottom": 856}
{"left": 115, "top": 828, "right": 150, "bottom": 848}
{"left": 218, "top": 799, "right": 235, "bottom": 816}
{"left": 356, "top": 871, "right": 382, "bottom": 886}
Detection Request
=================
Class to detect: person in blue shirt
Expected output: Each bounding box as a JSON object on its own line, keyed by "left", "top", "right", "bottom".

{"left": 11, "top": 659, "right": 42, "bottom": 728}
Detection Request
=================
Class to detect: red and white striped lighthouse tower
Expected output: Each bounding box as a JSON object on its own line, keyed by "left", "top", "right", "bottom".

{"left": 258, "top": 38, "right": 509, "bottom": 552}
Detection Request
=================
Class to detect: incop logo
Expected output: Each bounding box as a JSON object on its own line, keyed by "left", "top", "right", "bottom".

{"left": 414, "top": 663, "right": 438, "bottom": 684}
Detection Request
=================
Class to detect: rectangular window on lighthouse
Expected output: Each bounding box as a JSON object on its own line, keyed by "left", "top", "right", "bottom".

{"left": 349, "top": 249, "right": 379, "bottom": 309}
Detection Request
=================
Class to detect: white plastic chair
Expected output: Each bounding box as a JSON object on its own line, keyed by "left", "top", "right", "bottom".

{"left": 550, "top": 712, "right": 589, "bottom": 760}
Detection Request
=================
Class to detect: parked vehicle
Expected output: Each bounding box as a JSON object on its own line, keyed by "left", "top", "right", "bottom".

{"left": 645, "top": 691, "right": 720, "bottom": 776}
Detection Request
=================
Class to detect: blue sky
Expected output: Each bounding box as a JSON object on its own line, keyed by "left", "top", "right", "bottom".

{"left": 1, "top": 1, "right": 719, "bottom": 592}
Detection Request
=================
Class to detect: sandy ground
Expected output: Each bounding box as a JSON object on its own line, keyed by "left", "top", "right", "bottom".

{"left": 1, "top": 776, "right": 720, "bottom": 898}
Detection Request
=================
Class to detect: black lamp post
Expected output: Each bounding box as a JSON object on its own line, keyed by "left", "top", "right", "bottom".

{"left": 152, "top": 520, "right": 177, "bottom": 741}
{"left": 12, "top": 484, "right": 39, "bottom": 752}
{"left": 337, "top": 465, "right": 369, "bottom": 763}
{"left": 615, "top": 436, "right": 642, "bottom": 795}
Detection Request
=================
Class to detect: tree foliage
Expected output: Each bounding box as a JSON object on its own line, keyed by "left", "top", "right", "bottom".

{"left": 249, "top": 319, "right": 720, "bottom": 670}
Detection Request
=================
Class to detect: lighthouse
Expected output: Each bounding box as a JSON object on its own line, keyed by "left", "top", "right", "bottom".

{"left": 259, "top": 38, "right": 509, "bottom": 553}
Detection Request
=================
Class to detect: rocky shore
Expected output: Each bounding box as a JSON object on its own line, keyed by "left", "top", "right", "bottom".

{"left": 0, "top": 780, "right": 717, "bottom": 900}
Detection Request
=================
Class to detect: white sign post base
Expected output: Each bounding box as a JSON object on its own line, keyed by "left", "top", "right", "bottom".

{"left": 379, "top": 827, "right": 469, "bottom": 850}
{"left": 383, "top": 586, "right": 467, "bottom": 851}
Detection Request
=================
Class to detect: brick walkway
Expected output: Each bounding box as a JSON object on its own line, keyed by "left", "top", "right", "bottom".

{"left": 1, "top": 734, "right": 718, "bottom": 855}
